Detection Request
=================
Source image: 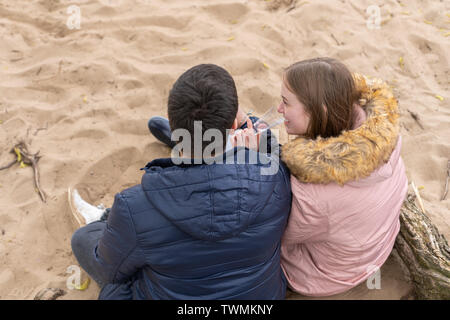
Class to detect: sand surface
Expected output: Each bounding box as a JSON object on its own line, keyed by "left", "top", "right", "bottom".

{"left": 0, "top": 0, "right": 448, "bottom": 300}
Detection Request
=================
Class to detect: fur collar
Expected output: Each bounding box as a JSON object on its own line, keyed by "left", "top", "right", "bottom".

{"left": 281, "top": 74, "right": 400, "bottom": 185}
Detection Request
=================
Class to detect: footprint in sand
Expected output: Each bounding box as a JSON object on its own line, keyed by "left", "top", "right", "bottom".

{"left": 70, "top": 146, "right": 142, "bottom": 206}
{"left": 202, "top": 2, "right": 250, "bottom": 24}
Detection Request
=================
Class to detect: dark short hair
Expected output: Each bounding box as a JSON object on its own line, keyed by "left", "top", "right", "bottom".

{"left": 168, "top": 64, "right": 239, "bottom": 155}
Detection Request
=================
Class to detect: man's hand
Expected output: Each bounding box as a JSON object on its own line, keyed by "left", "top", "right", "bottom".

{"left": 232, "top": 118, "right": 260, "bottom": 151}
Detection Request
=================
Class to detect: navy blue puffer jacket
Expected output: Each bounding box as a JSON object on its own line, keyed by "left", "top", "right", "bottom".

{"left": 94, "top": 145, "right": 291, "bottom": 300}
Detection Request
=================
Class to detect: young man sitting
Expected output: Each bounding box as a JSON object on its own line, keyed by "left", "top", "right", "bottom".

{"left": 70, "top": 64, "right": 292, "bottom": 300}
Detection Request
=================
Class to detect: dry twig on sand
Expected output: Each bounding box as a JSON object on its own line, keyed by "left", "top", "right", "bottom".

{"left": 34, "top": 122, "right": 48, "bottom": 136}
{"left": 0, "top": 159, "right": 16, "bottom": 171}
{"left": 34, "top": 288, "right": 66, "bottom": 300}
{"left": 0, "top": 142, "right": 46, "bottom": 203}
{"left": 266, "top": 0, "right": 295, "bottom": 11}
{"left": 331, "top": 33, "right": 342, "bottom": 46}
{"left": 32, "top": 60, "right": 62, "bottom": 83}
{"left": 407, "top": 109, "right": 424, "bottom": 129}
{"left": 286, "top": 0, "right": 298, "bottom": 12}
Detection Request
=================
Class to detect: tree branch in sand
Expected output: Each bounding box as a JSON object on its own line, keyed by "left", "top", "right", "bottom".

{"left": 394, "top": 193, "right": 450, "bottom": 299}
{"left": 0, "top": 159, "right": 16, "bottom": 171}
{"left": 1, "top": 142, "right": 47, "bottom": 203}
{"left": 15, "top": 142, "right": 46, "bottom": 203}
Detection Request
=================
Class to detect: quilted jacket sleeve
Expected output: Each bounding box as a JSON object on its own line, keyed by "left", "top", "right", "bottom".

{"left": 282, "top": 177, "right": 330, "bottom": 245}
{"left": 93, "top": 193, "right": 145, "bottom": 284}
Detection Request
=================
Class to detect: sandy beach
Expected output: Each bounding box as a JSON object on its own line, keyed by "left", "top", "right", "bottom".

{"left": 0, "top": 0, "right": 448, "bottom": 300}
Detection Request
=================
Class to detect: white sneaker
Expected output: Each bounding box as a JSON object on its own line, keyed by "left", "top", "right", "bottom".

{"left": 68, "top": 187, "right": 105, "bottom": 228}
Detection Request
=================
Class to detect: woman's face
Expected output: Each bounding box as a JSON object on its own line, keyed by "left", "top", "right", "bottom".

{"left": 277, "top": 81, "right": 310, "bottom": 135}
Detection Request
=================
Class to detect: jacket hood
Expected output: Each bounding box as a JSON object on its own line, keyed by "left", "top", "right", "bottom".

{"left": 281, "top": 74, "right": 400, "bottom": 185}
{"left": 140, "top": 148, "right": 283, "bottom": 241}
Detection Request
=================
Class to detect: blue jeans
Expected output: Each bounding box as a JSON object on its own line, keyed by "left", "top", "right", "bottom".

{"left": 71, "top": 209, "right": 110, "bottom": 288}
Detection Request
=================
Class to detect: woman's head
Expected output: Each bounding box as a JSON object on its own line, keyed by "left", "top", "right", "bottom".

{"left": 277, "top": 57, "right": 361, "bottom": 139}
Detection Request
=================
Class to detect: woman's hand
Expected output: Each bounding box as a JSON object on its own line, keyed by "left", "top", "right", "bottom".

{"left": 231, "top": 118, "right": 260, "bottom": 151}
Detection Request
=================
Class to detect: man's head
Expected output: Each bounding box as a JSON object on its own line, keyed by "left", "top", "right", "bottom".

{"left": 168, "top": 64, "right": 239, "bottom": 155}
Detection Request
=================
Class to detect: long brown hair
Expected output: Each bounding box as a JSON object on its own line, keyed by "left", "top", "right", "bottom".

{"left": 283, "top": 57, "right": 361, "bottom": 139}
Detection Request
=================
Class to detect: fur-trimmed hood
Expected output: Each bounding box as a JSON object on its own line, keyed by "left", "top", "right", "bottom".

{"left": 281, "top": 74, "right": 400, "bottom": 185}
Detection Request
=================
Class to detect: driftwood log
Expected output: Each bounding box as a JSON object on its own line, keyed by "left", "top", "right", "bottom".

{"left": 394, "top": 193, "right": 450, "bottom": 299}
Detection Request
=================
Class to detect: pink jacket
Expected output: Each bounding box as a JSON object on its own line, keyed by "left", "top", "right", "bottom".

{"left": 280, "top": 75, "right": 408, "bottom": 296}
